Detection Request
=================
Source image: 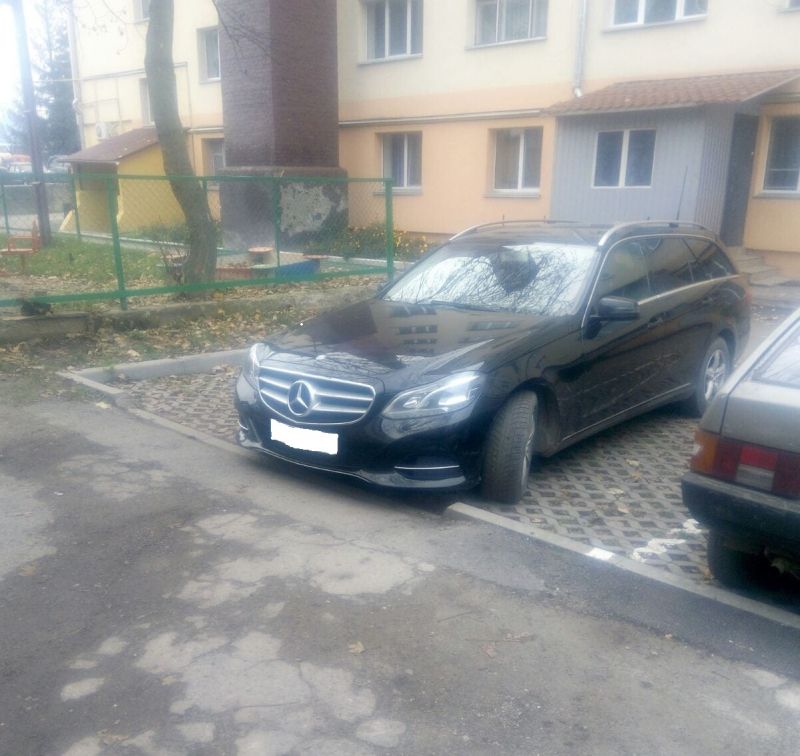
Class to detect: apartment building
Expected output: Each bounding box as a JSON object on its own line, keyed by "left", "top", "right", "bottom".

{"left": 338, "top": 0, "right": 800, "bottom": 275}
{"left": 69, "top": 0, "right": 224, "bottom": 175}
{"left": 68, "top": 1, "right": 800, "bottom": 275}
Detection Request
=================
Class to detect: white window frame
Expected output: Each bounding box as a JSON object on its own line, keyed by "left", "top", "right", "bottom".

{"left": 139, "top": 79, "right": 153, "bottom": 125}
{"left": 199, "top": 27, "right": 221, "bottom": 82}
{"left": 763, "top": 117, "right": 800, "bottom": 193}
{"left": 592, "top": 128, "right": 656, "bottom": 189}
{"left": 475, "top": 0, "right": 548, "bottom": 46}
{"left": 365, "top": 0, "right": 422, "bottom": 61}
{"left": 382, "top": 132, "right": 422, "bottom": 190}
{"left": 492, "top": 127, "right": 543, "bottom": 193}
{"left": 611, "top": 0, "right": 707, "bottom": 27}
{"left": 134, "top": 0, "right": 150, "bottom": 21}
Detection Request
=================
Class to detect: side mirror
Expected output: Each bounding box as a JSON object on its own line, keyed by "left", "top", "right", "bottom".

{"left": 596, "top": 296, "right": 640, "bottom": 321}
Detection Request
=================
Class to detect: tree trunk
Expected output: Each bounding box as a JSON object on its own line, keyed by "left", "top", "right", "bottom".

{"left": 145, "top": 0, "right": 217, "bottom": 284}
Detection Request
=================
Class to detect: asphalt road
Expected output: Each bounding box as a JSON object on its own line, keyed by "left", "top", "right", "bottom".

{"left": 2, "top": 378, "right": 800, "bottom": 755}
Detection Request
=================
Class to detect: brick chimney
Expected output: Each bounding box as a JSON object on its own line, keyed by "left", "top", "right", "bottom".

{"left": 217, "top": 0, "right": 345, "bottom": 249}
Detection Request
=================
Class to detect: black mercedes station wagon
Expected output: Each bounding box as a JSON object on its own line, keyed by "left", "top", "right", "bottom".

{"left": 235, "top": 221, "right": 750, "bottom": 503}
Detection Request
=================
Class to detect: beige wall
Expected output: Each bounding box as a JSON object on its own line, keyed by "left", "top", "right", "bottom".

{"left": 744, "top": 99, "right": 800, "bottom": 276}
{"left": 338, "top": 1, "right": 800, "bottom": 121}
{"left": 340, "top": 116, "right": 553, "bottom": 235}
{"left": 73, "top": 0, "right": 222, "bottom": 151}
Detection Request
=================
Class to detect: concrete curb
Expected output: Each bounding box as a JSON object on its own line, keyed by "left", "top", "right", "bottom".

{"left": 445, "top": 502, "right": 800, "bottom": 631}
{"left": 57, "top": 351, "right": 800, "bottom": 632}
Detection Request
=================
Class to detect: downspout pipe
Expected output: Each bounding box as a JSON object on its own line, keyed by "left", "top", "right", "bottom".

{"left": 572, "top": 0, "right": 588, "bottom": 98}
{"left": 67, "top": 0, "right": 85, "bottom": 149}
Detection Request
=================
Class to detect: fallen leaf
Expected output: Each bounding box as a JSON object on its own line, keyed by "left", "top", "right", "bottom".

{"left": 348, "top": 641, "right": 365, "bottom": 655}
{"left": 482, "top": 643, "right": 497, "bottom": 658}
{"left": 95, "top": 401, "right": 111, "bottom": 410}
{"left": 18, "top": 563, "right": 39, "bottom": 577}
{"left": 608, "top": 487, "right": 625, "bottom": 497}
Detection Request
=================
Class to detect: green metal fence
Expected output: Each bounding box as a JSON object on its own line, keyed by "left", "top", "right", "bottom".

{"left": 0, "top": 171, "right": 402, "bottom": 311}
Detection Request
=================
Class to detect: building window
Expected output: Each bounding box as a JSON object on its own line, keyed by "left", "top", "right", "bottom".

{"left": 764, "top": 117, "right": 800, "bottom": 192}
{"left": 366, "top": 0, "right": 423, "bottom": 60}
{"left": 612, "top": 0, "right": 707, "bottom": 26}
{"left": 594, "top": 129, "right": 655, "bottom": 188}
{"left": 139, "top": 79, "right": 152, "bottom": 125}
{"left": 476, "top": 0, "right": 548, "bottom": 45}
{"left": 199, "top": 28, "right": 221, "bottom": 81}
{"left": 135, "top": 0, "right": 150, "bottom": 21}
{"left": 493, "top": 127, "right": 542, "bottom": 191}
{"left": 204, "top": 139, "right": 225, "bottom": 176}
{"left": 382, "top": 133, "right": 421, "bottom": 189}
{"left": 789, "top": 0, "right": 800, "bottom": 9}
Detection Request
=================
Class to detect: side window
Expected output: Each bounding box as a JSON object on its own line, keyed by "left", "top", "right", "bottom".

{"left": 596, "top": 241, "right": 651, "bottom": 301}
{"left": 643, "top": 236, "right": 694, "bottom": 295}
{"left": 686, "top": 239, "right": 735, "bottom": 280}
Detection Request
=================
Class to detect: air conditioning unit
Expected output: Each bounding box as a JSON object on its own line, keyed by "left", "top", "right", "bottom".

{"left": 95, "top": 121, "right": 110, "bottom": 140}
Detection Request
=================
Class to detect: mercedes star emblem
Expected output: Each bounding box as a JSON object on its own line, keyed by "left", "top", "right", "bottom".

{"left": 287, "top": 380, "right": 315, "bottom": 417}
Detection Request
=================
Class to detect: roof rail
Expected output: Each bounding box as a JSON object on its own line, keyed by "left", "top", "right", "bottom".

{"left": 449, "top": 219, "right": 591, "bottom": 241}
{"left": 599, "top": 220, "right": 715, "bottom": 247}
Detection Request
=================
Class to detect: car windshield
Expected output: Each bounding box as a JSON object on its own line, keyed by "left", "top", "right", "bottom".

{"left": 752, "top": 319, "right": 800, "bottom": 389}
{"left": 383, "top": 239, "right": 600, "bottom": 315}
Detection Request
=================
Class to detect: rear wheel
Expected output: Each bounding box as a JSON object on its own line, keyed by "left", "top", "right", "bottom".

{"left": 481, "top": 391, "right": 538, "bottom": 504}
{"left": 685, "top": 337, "right": 731, "bottom": 417}
{"left": 707, "top": 530, "right": 765, "bottom": 589}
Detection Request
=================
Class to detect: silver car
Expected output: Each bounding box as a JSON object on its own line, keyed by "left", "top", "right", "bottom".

{"left": 682, "top": 307, "right": 800, "bottom": 587}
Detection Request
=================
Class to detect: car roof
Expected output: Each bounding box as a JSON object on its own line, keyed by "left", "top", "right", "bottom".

{"left": 451, "top": 220, "right": 720, "bottom": 250}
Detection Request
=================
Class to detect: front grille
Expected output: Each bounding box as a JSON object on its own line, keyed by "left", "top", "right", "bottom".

{"left": 257, "top": 364, "right": 376, "bottom": 426}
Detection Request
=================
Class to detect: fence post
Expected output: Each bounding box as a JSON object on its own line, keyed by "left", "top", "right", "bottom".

{"left": 384, "top": 179, "right": 395, "bottom": 280}
{"left": 0, "top": 177, "right": 9, "bottom": 236}
{"left": 70, "top": 173, "right": 82, "bottom": 241}
{"left": 106, "top": 175, "right": 128, "bottom": 310}
{"left": 272, "top": 176, "right": 282, "bottom": 268}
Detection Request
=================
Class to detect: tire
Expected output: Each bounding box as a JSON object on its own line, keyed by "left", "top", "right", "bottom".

{"left": 685, "top": 336, "right": 731, "bottom": 417}
{"left": 481, "top": 391, "right": 538, "bottom": 504}
{"left": 707, "top": 530, "right": 765, "bottom": 589}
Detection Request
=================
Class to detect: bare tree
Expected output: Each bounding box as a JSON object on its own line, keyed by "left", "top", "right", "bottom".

{"left": 144, "top": 0, "right": 217, "bottom": 284}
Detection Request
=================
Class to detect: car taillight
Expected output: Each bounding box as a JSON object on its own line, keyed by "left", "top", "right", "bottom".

{"left": 690, "top": 430, "right": 800, "bottom": 498}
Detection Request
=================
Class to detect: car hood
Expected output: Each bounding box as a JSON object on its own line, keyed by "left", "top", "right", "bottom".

{"left": 263, "top": 298, "right": 570, "bottom": 387}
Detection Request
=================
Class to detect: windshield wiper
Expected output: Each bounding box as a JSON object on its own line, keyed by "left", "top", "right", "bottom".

{"left": 416, "top": 299, "right": 506, "bottom": 312}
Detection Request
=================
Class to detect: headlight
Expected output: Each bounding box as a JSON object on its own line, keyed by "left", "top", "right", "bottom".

{"left": 243, "top": 343, "right": 271, "bottom": 387}
{"left": 382, "top": 372, "right": 484, "bottom": 419}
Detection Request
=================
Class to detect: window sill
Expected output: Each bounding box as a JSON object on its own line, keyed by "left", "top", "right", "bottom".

{"left": 466, "top": 36, "right": 547, "bottom": 51}
{"left": 604, "top": 15, "right": 706, "bottom": 32}
{"left": 780, "top": 6, "right": 800, "bottom": 12}
{"left": 592, "top": 184, "right": 652, "bottom": 190}
{"left": 200, "top": 77, "right": 221, "bottom": 85}
{"left": 358, "top": 54, "right": 423, "bottom": 67}
{"left": 754, "top": 190, "right": 800, "bottom": 199}
{"left": 485, "top": 190, "right": 541, "bottom": 199}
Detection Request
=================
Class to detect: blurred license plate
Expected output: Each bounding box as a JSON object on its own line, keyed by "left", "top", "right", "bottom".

{"left": 270, "top": 419, "right": 338, "bottom": 456}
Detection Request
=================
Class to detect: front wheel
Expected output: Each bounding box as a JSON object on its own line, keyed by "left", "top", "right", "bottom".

{"left": 481, "top": 391, "right": 538, "bottom": 504}
{"left": 685, "top": 337, "right": 731, "bottom": 417}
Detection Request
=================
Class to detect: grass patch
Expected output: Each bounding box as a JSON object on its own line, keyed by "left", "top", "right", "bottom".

{"left": 0, "top": 234, "right": 165, "bottom": 286}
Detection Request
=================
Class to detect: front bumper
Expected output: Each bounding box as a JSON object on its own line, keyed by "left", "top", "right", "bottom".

{"left": 235, "top": 374, "right": 484, "bottom": 491}
{"left": 682, "top": 471, "right": 800, "bottom": 556}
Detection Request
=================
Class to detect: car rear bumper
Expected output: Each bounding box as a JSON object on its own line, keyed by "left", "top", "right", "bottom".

{"left": 682, "top": 471, "right": 800, "bottom": 554}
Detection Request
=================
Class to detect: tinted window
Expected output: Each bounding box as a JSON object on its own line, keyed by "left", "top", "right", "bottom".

{"left": 643, "top": 236, "right": 694, "bottom": 295}
{"left": 753, "top": 322, "right": 800, "bottom": 388}
{"left": 686, "top": 239, "right": 735, "bottom": 280}
{"left": 596, "top": 241, "right": 651, "bottom": 301}
{"left": 384, "top": 240, "right": 599, "bottom": 315}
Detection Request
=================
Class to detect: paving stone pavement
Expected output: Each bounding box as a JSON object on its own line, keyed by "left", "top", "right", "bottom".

{"left": 124, "top": 369, "right": 711, "bottom": 584}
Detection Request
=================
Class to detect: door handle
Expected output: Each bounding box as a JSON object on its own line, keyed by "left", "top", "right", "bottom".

{"left": 647, "top": 316, "right": 664, "bottom": 329}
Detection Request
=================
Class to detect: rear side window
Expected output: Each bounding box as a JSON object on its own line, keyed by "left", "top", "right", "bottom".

{"left": 642, "top": 236, "right": 694, "bottom": 295}
{"left": 753, "top": 322, "right": 800, "bottom": 388}
{"left": 686, "top": 239, "right": 735, "bottom": 280}
{"left": 596, "top": 241, "right": 651, "bottom": 301}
